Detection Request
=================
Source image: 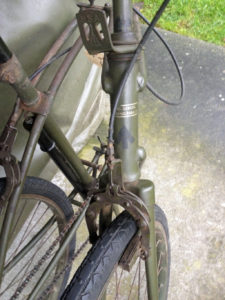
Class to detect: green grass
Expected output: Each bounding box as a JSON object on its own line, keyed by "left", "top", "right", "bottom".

{"left": 134, "top": 0, "right": 225, "bottom": 46}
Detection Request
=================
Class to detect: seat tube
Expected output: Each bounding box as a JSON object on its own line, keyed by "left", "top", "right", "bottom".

{"left": 104, "top": 0, "right": 140, "bottom": 183}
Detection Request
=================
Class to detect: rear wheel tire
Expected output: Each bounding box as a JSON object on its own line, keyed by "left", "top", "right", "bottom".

{"left": 0, "top": 176, "right": 75, "bottom": 300}
{"left": 62, "top": 205, "right": 170, "bottom": 300}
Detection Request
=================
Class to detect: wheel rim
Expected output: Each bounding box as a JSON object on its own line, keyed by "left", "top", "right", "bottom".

{"left": 0, "top": 194, "right": 70, "bottom": 300}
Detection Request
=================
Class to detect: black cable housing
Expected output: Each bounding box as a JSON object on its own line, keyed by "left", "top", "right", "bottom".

{"left": 133, "top": 7, "right": 184, "bottom": 106}
{"left": 29, "top": 47, "right": 73, "bottom": 81}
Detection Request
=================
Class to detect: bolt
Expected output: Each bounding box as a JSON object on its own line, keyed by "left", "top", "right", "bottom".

{"left": 4, "top": 156, "right": 11, "bottom": 162}
{"left": 96, "top": 196, "right": 101, "bottom": 201}
{"left": 140, "top": 250, "right": 146, "bottom": 260}
{"left": 137, "top": 74, "right": 145, "bottom": 90}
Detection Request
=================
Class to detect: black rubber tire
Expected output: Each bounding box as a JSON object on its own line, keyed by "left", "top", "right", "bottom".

{"left": 155, "top": 204, "right": 171, "bottom": 300}
{"left": 62, "top": 205, "right": 170, "bottom": 300}
{"left": 61, "top": 211, "right": 137, "bottom": 300}
{"left": 0, "top": 176, "right": 75, "bottom": 300}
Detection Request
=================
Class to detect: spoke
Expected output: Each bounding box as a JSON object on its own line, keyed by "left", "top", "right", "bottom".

{"left": 3, "top": 204, "right": 52, "bottom": 294}
{"left": 4, "top": 217, "right": 55, "bottom": 273}
{"left": 7, "top": 202, "right": 43, "bottom": 263}
{"left": 19, "top": 206, "right": 50, "bottom": 251}
{"left": 15, "top": 225, "right": 57, "bottom": 290}
{"left": 138, "top": 261, "right": 148, "bottom": 300}
{"left": 115, "top": 267, "right": 118, "bottom": 299}
{"left": 6, "top": 201, "right": 27, "bottom": 262}
{"left": 157, "top": 266, "right": 163, "bottom": 276}
{"left": 115, "top": 267, "right": 124, "bottom": 300}
{"left": 0, "top": 225, "right": 57, "bottom": 295}
{"left": 157, "top": 252, "right": 162, "bottom": 273}
{"left": 10, "top": 201, "right": 27, "bottom": 235}
{"left": 156, "top": 228, "right": 169, "bottom": 298}
{"left": 156, "top": 238, "right": 162, "bottom": 248}
{"left": 128, "top": 259, "right": 140, "bottom": 300}
{"left": 22, "top": 206, "right": 49, "bottom": 242}
{"left": 138, "top": 258, "right": 141, "bottom": 300}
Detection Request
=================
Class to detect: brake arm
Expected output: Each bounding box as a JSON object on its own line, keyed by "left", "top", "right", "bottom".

{"left": 86, "top": 184, "right": 150, "bottom": 260}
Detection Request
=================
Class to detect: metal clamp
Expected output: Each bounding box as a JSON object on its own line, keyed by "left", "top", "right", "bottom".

{"left": 19, "top": 91, "right": 50, "bottom": 116}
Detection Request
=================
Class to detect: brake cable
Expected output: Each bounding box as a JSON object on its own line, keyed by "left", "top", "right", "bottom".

{"left": 29, "top": 46, "right": 73, "bottom": 80}
{"left": 133, "top": 7, "right": 185, "bottom": 106}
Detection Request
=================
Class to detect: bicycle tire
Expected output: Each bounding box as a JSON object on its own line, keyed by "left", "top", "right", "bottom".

{"left": 62, "top": 205, "right": 170, "bottom": 300}
{"left": 0, "top": 176, "right": 75, "bottom": 300}
{"left": 155, "top": 204, "right": 171, "bottom": 300}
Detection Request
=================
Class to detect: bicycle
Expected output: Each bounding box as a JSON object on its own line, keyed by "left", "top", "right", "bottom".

{"left": 0, "top": 0, "right": 174, "bottom": 299}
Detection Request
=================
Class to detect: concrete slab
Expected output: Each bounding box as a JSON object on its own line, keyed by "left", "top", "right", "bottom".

{"left": 142, "top": 28, "right": 225, "bottom": 162}
{"left": 139, "top": 29, "right": 225, "bottom": 300}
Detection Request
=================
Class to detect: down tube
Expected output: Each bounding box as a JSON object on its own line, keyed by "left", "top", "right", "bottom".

{"left": 43, "top": 114, "right": 94, "bottom": 190}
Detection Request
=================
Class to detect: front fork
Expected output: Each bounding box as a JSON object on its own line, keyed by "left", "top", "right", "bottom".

{"left": 101, "top": 1, "right": 159, "bottom": 298}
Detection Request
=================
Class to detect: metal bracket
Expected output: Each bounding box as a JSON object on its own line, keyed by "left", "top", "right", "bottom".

{"left": 86, "top": 184, "right": 150, "bottom": 260}
{"left": 76, "top": 4, "right": 137, "bottom": 54}
{"left": 0, "top": 125, "right": 20, "bottom": 212}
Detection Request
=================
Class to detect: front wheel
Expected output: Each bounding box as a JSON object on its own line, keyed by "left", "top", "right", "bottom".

{"left": 62, "top": 205, "right": 170, "bottom": 300}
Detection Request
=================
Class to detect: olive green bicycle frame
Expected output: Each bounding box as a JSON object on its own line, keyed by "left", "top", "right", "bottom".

{"left": 0, "top": 1, "right": 159, "bottom": 299}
